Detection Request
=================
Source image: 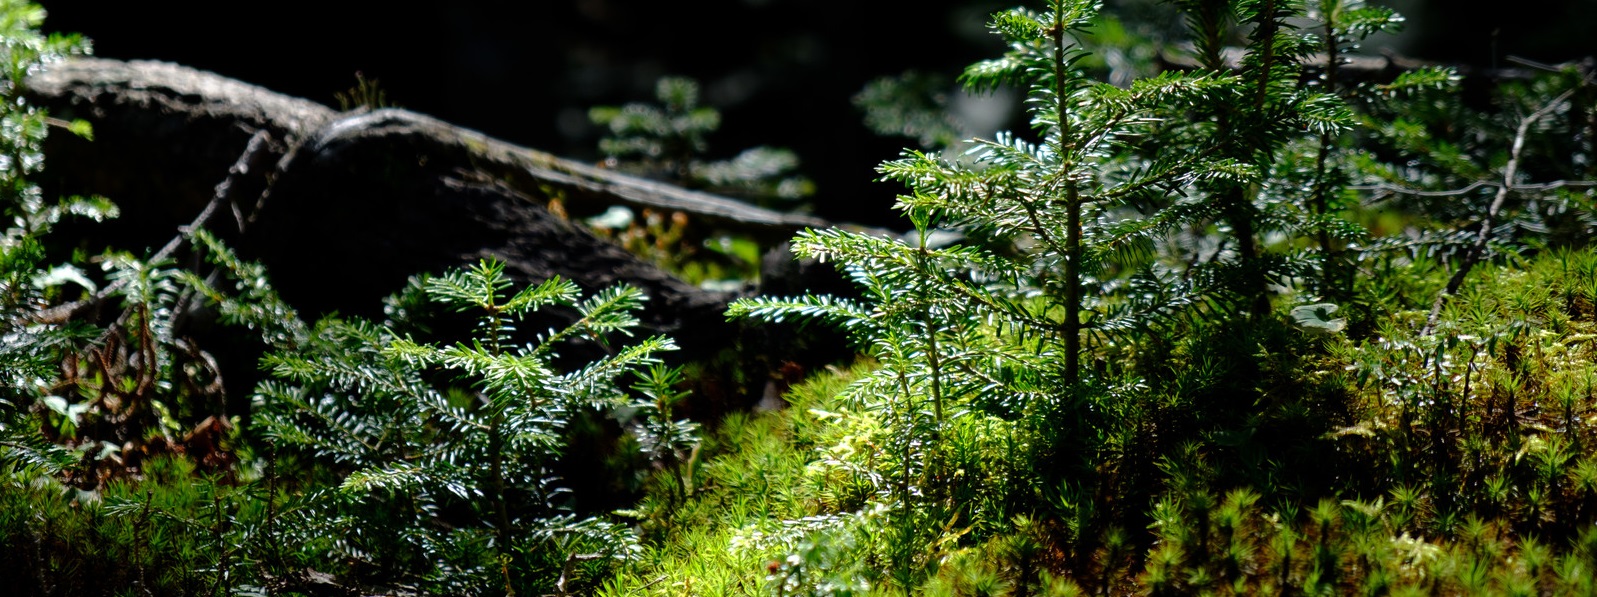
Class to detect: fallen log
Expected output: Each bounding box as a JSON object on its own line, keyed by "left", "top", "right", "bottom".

{"left": 24, "top": 57, "right": 860, "bottom": 412}
{"left": 25, "top": 58, "right": 833, "bottom": 239}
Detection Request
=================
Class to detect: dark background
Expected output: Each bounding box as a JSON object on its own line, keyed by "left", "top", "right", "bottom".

{"left": 37, "top": 0, "right": 1597, "bottom": 229}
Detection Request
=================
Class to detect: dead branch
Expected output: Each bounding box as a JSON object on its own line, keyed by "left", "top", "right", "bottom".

{"left": 1421, "top": 85, "right": 1582, "bottom": 335}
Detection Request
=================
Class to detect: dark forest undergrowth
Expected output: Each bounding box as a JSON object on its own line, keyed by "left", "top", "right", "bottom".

{"left": 5, "top": 0, "right": 1597, "bottom": 595}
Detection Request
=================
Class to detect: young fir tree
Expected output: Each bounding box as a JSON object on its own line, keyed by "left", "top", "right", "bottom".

{"left": 1298, "top": 0, "right": 1403, "bottom": 300}
{"left": 730, "top": 0, "right": 1268, "bottom": 589}
{"left": 1142, "top": 0, "right": 1360, "bottom": 318}
{"left": 253, "top": 259, "right": 678, "bottom": 594}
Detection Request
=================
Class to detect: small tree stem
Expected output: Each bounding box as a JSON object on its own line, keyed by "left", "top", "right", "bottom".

{"left": 1053, "top": 3, "right": 1083, "bottom": 389}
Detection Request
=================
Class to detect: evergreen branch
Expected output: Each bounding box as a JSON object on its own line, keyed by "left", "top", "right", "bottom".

{"left": 789, "top": 228, "right": 918, "bottom": 269}
{"left": 1356, "top": 227, "right": 1477, "bottom": 256}
{"left": 1017, "top": 185, "right": 1074, "bottom": 266}
{"left": 0, "top": 433, "right": 73, "bottom": 474}
{"left": 502, "top": 276, "right": 582, "bottom": 316}
{"left": 415, "top": 390, "right": 491, "bottom": 433}
{"left": 961, "top": 54, "right": 1027, "bottom": 93}
{"left": 180, "top": 228, "right": 309, "bottom": 350}
{"left": 942, "top": 275, "right": 1065, "bottom": 340}
{"left": 1090, "top": 282, "right": 1212, "bottom": 342}
{"left": 1093, "top": 197, "right": 1228, "bottom": 257}
{"left": 726, "top": 294, "right": 875, "bottom": 330}
{"left": 1294, "top": 92, "right": 1354, "bottom": 135}
{"left": 255, "top": 389, "right": 385, "bottom": 461}
{"left": 257, "top": 414, "right": 377, "bottom": 463}
{"left": 427, "top": 342, "right": 554, "bottom": 396}
{"left": 880, "top": 146, "right": 1032, "bottom": 214}
{"left": 423, "top": 259, "right": 516, "bottom": 313}
{"left": 1092, "top": 144, "right": 1231, "bottom": 203}
{"left": 263, "top": 340, "right": 429, "bottom": 401}
{"left": 558, "top": 335, "right": 676, "bottom": 402}
{"left": 500, "top": 413, "right": 565, "bottom": 453}
{"left": 341, "top": 462, "right": 428, "bottom": 495}
{"left": 571, "top": 285, "right": 648, "bottom": 336}
{"left": 529, "top": 284, "right": 647, "bottom": 358}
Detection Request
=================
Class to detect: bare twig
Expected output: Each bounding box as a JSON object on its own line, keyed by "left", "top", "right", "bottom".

{"left": 543, "top": 553, "right": 604, "bottom": 597}
{"left": 1158, "top": 44, "right": 1559, "bottom": 82}
{"left": 1421, "top": 86, "right": 1581, "bottom": 335}
{"left": 1351, "top": 179, "right": 1596, "bottom": 199}
{"left": 23, "top": 129, "right": 272, "bottom": 326}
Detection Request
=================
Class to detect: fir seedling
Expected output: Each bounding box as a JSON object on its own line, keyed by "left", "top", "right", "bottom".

{"left": 256, "top": 258, "right": 680, "bottom": 594}
{"left": 591, "top": 76, "right": 815, "bottom": 208}
{"left": 729, "top": 3, "right": 1277, "bottom": 590}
